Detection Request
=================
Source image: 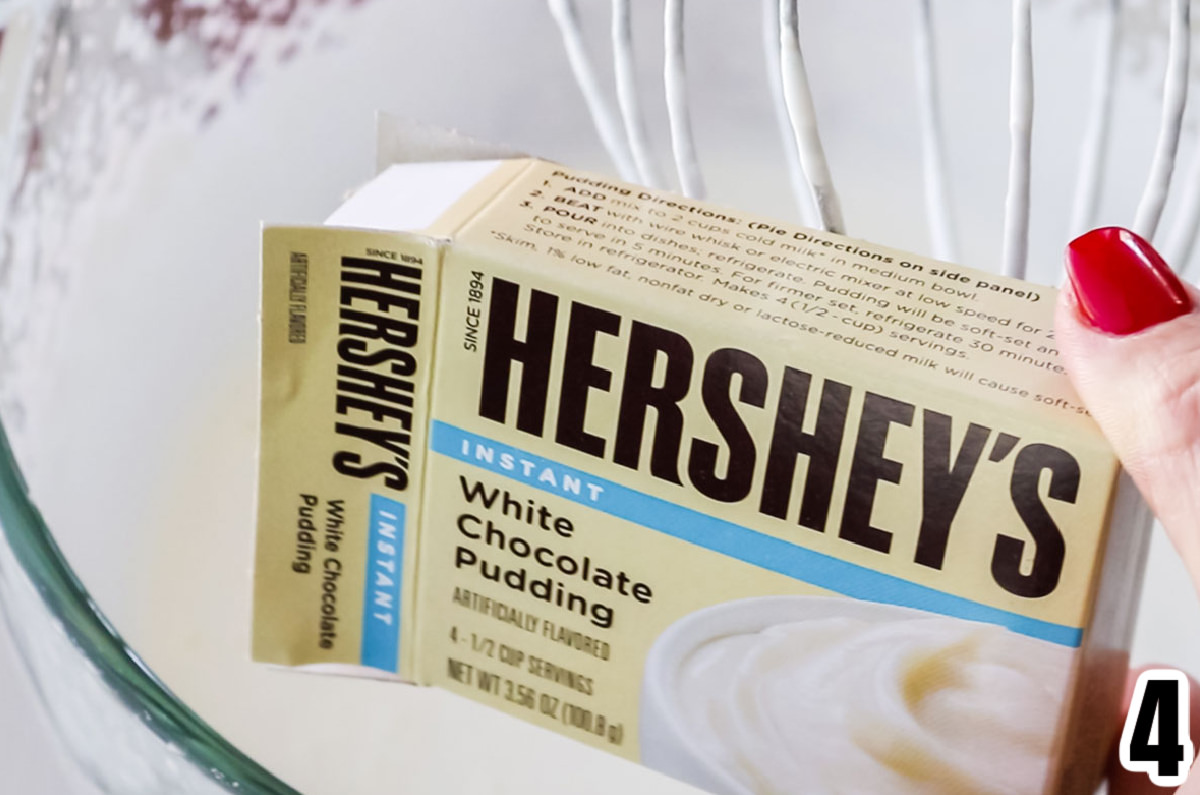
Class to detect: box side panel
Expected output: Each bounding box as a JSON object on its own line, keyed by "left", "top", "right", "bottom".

{"left": 1055, "top": 472, "right": 1153, "bottom": 793}
{"left": 253, "top": 226, "right": 441, "bottom": 679}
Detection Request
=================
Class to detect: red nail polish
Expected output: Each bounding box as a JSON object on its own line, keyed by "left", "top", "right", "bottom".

{"left": 1065, "top": 227, "right": 1192, "bottom": 334}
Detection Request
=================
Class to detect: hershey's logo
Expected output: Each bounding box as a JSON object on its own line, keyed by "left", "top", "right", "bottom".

{"left": 477, "top": 278, "right": 1081, "bottom": 599}
{"left": 331, "top": 255, "right": 423, "bottom": 491}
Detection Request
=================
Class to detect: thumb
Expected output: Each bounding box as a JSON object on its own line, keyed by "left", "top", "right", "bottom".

{"left": 1055, "top": 227, "right": 1200, "bottom": 580}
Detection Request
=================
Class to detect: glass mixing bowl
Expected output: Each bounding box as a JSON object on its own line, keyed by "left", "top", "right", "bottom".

{"left": 2, "top": 1, "right": 1199, "bottom": 792}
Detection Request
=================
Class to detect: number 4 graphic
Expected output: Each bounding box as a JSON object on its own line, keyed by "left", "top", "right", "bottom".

{"left": 1119, "top": 669, "right": 1196, "bottom": 787}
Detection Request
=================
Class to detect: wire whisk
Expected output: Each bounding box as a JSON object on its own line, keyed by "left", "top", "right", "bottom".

{"left": 547, "top": 0, "right": 1200, "bottom": 284}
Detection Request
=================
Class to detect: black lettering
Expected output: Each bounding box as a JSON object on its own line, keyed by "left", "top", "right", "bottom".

{"left": 839, "top": 392, "right": 915, "bottom": 554}
{"left": 332, "top": 452, "right": 406, "bottom": 490}
{"left": 688, "top": 349, "right": 768, "bottom": 502}
{"left": 338, "top": 309, "right": 419, "bottom": 348}
{"left": 336, "top": 337, "right": 417, "bottom": 377}
{"left": 915, "top": 411, "right": 990, "bottom": 569}
{"left": 759, "top": 368, "right": 851, "bottom": 531}
{"left": 340, "top": 257, "right": 422, "bottom": 297}
{"left": 459, "top": 478, "right": 500, "bottom": 509}
{"left": 330, "top": 257, "right": 422, "bottom": 493}
{"left": 478, "top": 279, "right": 559, "bottom": 436}
{"left": 340, "top": 285, "right": 421, "bottom": 317}
{"left": 334, "top": 423, "right": 411, "bottom": 460}
{"left": 992, "top": 444, "right": 1075, "bottom": 598}
{"left": 336, "top": 365, "right": 415, "bottom": 414}
{"left": 555, "top": 303, "right": 621, "bottom": 457}
{"left": 613, "top": 322, "right": 693, "bottom": 484}
{"left": 335, "top": 394, "right": 411, "bottom": 425}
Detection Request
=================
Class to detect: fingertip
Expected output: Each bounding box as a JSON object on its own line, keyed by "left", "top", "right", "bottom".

{"left": 1054, "top": 282, "right": 1083, "bottom": 333}
{"left": 1054, "top": 281, "right": 1107, "bottom": 381}
{"left": 1064, "top": 227, "right": 1191, "bottom": 334}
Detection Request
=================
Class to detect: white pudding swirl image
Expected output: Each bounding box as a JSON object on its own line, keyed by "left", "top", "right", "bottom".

{"left": 640, "top": 597, "right": 1075, "bottom": 795}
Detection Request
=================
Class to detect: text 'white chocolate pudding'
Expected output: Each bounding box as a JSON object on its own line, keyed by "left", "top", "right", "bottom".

{"left": 640, "top": 597, "right": 1075, "bottom": 795}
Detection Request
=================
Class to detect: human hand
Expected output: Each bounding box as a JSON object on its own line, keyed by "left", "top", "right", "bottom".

{"left": 1055, "top": 227, "right": 1200, "bottom": 793}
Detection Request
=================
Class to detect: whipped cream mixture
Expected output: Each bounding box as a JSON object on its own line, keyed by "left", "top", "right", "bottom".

{"left": 673, "top": 615, "right": 1074, "bottom": 795}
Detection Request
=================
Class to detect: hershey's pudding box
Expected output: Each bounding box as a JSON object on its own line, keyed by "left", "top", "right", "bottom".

{"left": 253, "top": 157, "right": 1150, "bottom": 794}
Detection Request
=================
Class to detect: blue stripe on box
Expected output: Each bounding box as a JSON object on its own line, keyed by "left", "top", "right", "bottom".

{"left": 360, "top": 494, "right": 405, "bottom": 672}
{"left": 429, "top": 420, "right": 1083, "bottom": 648}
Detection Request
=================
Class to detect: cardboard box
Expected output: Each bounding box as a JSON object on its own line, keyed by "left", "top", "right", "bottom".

{"left": 254, "top": 157, "right": 1150, "bottom": 794}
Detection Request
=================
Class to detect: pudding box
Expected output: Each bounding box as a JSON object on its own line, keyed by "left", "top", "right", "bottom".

{"left": 252, "top": 154, "right": 1149, "bottom": 794}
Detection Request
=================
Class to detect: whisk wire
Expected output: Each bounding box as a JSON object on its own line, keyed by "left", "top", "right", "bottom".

{"left": 914, "top": 0, "right": 958, "bottom": 262}
{"left": 613, "top": 0, "right": 662, "bottom": 188}
{"left": 1070, "top": 0, "right": 1121, "bottom": 237}
{"left": 1002, "top": 0, "right": 1034, "bottom": 280}
{"left": 778, "top": 0, "right": 845, "bottom": 234}
{"left": 548, "top": 0, "right": 639, "bottom": 182}
{"left": 665, "top": 0, "right": 706, "bottom": 199}
{"left": 1133, "top": 0, "right": 1190, "bottom": 243}
{"left": 762, "top": 0, "right": 817, "bottom": 225}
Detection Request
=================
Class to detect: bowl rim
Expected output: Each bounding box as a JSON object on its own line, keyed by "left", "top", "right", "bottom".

{"left": 0, "top": 417, "right": 302, "bottom": 794}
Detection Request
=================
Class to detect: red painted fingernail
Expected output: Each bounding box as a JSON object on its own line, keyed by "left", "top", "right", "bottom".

{"left": 1064, "top": 227, "right": 1191, "bottom": 334}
